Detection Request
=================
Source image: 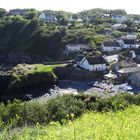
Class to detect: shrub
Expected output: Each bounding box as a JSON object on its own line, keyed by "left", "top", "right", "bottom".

{"left": 0, "top": 93, "right": 140, "bottom": 130}
{"left": 46, "top": 95, "right": 86, "bottom": 122}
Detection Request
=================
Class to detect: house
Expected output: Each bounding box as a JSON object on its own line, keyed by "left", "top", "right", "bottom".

{"left": 64, "top": 44, "right": 91, "bottom": 56}
{"left": 111, "top": 15, "right": 127, "bottom": 23}
{"left": 121, "top": 34, "right": 137, "bottom": 40}
{"left": 101, "top": 41, "right": 121, "bottom": 52}
{"left": 122, "top": 39, "right": 137, "bottom": 49}
{"left": 118, "top": 67, "right": 140, "bottom": 78}
{"left": 112, "top": 24, "right": 127, "bottom": 30}
{"left": 103, "top": 54, "right": 119, "bottom": 63}
{"left": 76, "top": 56, "right": 108, "bottom": 72}
{"left": 9, "top": 9, "right": 28, "bottom": 16}
{"left": 39, "top": 12, "right": 57, "bottom": 23}
{"left": 128, "top": 72, "right": 140, "bottom": 87}
{"left": 112, "top": 60, "right": 137, "bottom": 72}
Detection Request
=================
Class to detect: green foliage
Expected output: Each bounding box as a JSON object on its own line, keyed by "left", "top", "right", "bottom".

{"left": 0, "top": 93, "right": 140, "bottom": 130}
{"left": 9, "top": 105, "right": 140, "bottom": 140}
{"left": 111, "top": 30, "right": 127, "bottom": 38}
{"left": 0, "top": 16, "right": 67, "bottom": 62}
{"left": 92, "top": 34, "right": 110, "bottom": 46}
{"left": 0, "top": 8, "right": 7, "bottom": 18}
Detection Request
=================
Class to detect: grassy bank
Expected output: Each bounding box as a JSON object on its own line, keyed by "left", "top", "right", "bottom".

{"left": 1, "top": 105, "right": 140, "bottom": 140}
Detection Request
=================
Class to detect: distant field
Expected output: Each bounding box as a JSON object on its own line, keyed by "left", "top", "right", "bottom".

{"left": 2, "top": 105, "right": 140, "bottom": 140}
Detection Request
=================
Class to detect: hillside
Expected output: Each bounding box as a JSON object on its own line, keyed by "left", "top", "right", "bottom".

{"left": 2, "top": 105, "right": 140, "bottom": 140}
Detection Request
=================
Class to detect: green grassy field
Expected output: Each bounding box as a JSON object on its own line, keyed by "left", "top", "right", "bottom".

{"left": 2, "top": 105, "right": 140, "bottom": 140}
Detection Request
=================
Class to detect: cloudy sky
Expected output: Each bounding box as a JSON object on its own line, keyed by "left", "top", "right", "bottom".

{"left": 0, "top": 0, "right": 140, "bottom": 14}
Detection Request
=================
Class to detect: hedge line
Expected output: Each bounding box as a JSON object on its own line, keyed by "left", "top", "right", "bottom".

{"left": 0, "top": 93, "right": 140, "bottom": 130}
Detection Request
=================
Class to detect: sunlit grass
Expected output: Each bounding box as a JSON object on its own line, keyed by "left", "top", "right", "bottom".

{"left": 3, "top": 105, "right": 140, "bottom": 140}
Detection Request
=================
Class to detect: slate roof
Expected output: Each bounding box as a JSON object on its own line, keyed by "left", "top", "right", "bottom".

{"left": 116, "top": 61, "right": 137, "bottom": 68}
{"left": 123, "top": 39, "right": 135, "bottom": 45}
{"left": 103, "top": 41, "right": 121, "bottom": 47}
{"left": 118, "top": 67, "right": 140, "bottom": 74}
{"left": 66, "top": 44, "right": 91, "bottom": 50}
{"left": 86, "top": 56, "right": 107, "bottom": 65}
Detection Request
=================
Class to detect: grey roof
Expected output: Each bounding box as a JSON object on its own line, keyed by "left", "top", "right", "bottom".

{"left": 118, "top": 67, "right": 140, "bottom": 74}
{"left": 103, "top": 41, "right": 121, "bottom": 47}
{"left": 116, "top": 61, "right": 137, "bottom": 68}
{"left": 123, "top": 39, "right": 135, "bottom": 45}
{"left": 86, "top": 56, "right": 107, "bottom": 65}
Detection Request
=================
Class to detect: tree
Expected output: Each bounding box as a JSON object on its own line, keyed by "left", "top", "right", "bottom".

{"left": 56, "top": 11, "right": 69, "bottom": 25}
{"left": 25, "top": 11, "right": 38, "bottom": 19}
{"left": 0, "top": 8, "right": 7, "bottom": 18}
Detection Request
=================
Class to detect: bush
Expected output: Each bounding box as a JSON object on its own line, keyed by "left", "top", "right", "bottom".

{"left": 0, "top": 93, "right": 140, "bottom": 130}
{"left": 46, "top": 95, "right": 85, "bottom": 122}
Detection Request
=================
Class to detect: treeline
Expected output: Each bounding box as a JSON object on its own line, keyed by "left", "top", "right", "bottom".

{"left": 0, "top": 16, "right": 67, "bottom": 63}
{"left": 0, "top": 15, "right": 101, "bottom": 63}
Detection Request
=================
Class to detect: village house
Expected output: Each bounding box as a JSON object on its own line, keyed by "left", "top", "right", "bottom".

{"left": 111, "top": 15, "right": 127, "bottom": 23}
{"left": 101, "top": 41, "right": 121, "bottom": 52}
{"left": 112, "top": 24, "right": 127, "bottom": 30}
{"left": 64, "top": 44, "right": 92, "bottom": 56}
{"left": 103, "top": 54, "right": 119, "bottom": 63}
{"left": 117, "top": 67, "right": 140, "bottom": 78}
{"left": 121, "top": 39, "right": 137, "bottom": 49}
{"left": 112, "top": 60, "right": 138, "bottom": 73}
{"left": 121, "top": 34, "right": 137, "bottom": 40}
{"left": 101, "top": 14, "right": 110, "bottom": 18}
{"left": 9, "top": 9, "right": 28, "bottom": 16}
{"left": 76, "top": 55, "right": 108, "bottom": 72}
{"left": 39, "top": 12, "right": 57, "bottom": 23}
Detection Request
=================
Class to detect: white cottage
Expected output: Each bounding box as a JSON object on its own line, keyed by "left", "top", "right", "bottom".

{"left": 64, "top": 43, "right": 91, "bottom": 55}
{"left": 76, "top": 56, "right": 108, "bottom": 72}
{"left": 101, "top": 41, "right": 121, "bottom": 52}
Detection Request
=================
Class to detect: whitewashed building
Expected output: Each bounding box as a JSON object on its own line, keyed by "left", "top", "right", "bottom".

{"left": 64, "top": 43, "right": 91, "bottom": 55}
{"left": 76, "top": 56, "right": 108, "bottom": 72}
{"left": 101, "top": 41, "right": 121, "bottom": 52}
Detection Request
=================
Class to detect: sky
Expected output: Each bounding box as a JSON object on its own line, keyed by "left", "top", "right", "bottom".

{"left": 0, "top": 0, "right": 140, "bottom": 14}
